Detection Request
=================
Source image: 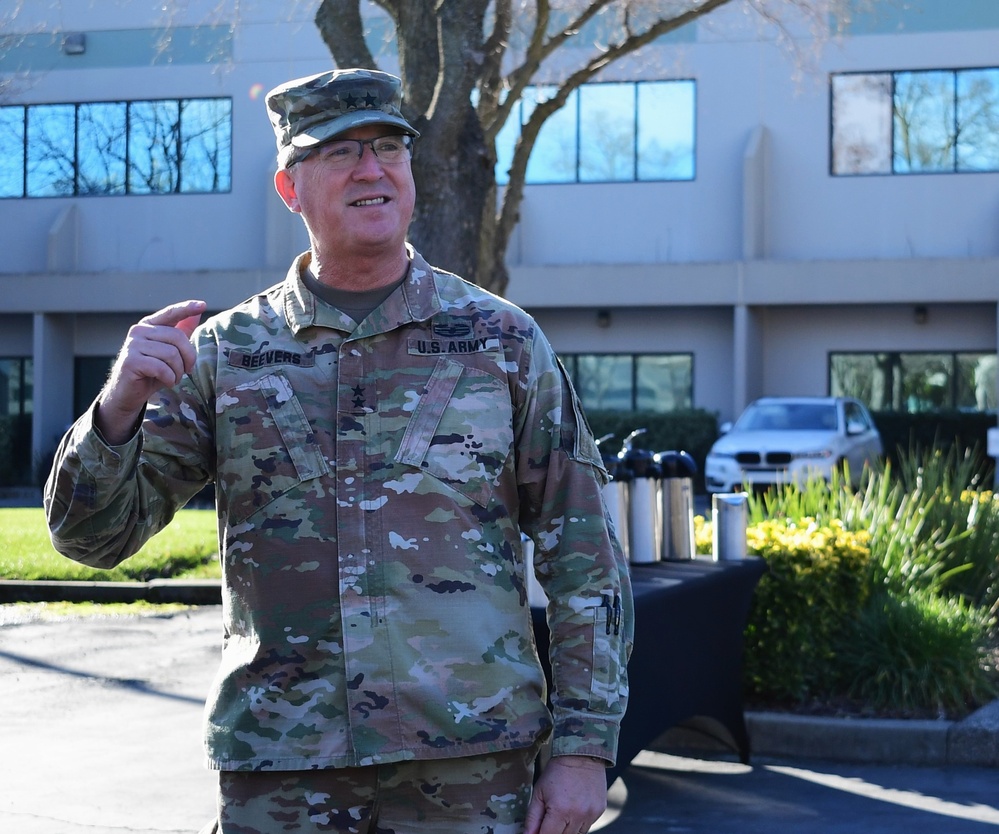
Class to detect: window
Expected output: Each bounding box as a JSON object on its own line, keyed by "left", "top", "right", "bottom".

{"left": 562, "top": 353, "right": 693, "bottom": 412}
{"left": 829, "top": 351, "right": 997, "bottom": 412}
{"left": 831, "top": 68, "right": 999, "bottom": 175}
{"left": 0, "top": 358, "right": 33, "bottom": 485}
{"left": 496, "top": 80, "right": 695, "bottom": 185}
{"left": 74, "top": 357, "right": 114, "bottom": 418}
{"left": 0, "top": 97, "right": 233, "bottom": 198}
{"left": 0, "top": 358, "right": 32, "bottom": 417}
{"left": 844, "top": 400, "right": 875, "bottom": 434}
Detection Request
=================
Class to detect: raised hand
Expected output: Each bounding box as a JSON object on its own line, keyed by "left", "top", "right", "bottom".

{"left": 95, "top": 300, "right": 207, "bottom": 444}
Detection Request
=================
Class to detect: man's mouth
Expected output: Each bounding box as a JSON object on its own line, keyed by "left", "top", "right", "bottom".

{"left": 352, "top": 197, "right": 387, "bottom": 207}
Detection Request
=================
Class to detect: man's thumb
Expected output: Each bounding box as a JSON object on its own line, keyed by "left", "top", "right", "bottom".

{"left": 176, "top": 313, "right": 203, "bottom": 338}
{"left": 523, "top": 794, "right": 544, "bottom": 834}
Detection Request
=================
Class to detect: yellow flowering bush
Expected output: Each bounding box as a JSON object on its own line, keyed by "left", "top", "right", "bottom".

{"left": 693, "top": 514, "right": 712, "bottom": 554}
{"left": 703, "top": 448, "right": 999, "bottom": 715}
{"left": 713, "top": 517, "right": 872, "bottom": 704}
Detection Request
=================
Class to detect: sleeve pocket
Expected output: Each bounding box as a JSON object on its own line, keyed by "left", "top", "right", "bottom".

{"left": 589, "top": 604, "right": 624, "bottom": 711}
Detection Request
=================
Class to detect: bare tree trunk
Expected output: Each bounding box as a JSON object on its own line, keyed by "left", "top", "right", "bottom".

{"left": 409, "top": 103, "right": 497, "bottom": 289}
{"left": 314, "top": 0, "right": 504, "bottom": 293}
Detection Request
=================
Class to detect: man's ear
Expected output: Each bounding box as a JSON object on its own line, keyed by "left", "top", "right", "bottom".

{"left": 274, "top": 168, "right": 301, "bottom": 213}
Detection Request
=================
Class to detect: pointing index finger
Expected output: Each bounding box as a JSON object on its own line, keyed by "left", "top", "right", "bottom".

{"left": 143, "top": 300, "right": 207, "bottom": 328}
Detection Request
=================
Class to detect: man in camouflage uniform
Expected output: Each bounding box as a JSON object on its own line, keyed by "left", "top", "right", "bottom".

{"left": 46, "top": 68, "right": 633, "bottom": 834}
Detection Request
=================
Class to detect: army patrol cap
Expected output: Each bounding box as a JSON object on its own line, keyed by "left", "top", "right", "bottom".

{"left": 266, "top": 68, "right": 419, "bottom": 166}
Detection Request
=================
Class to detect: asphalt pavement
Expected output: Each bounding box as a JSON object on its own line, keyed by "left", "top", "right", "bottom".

{"left": 1, "top": 605, "right": 998, "bottom": 834}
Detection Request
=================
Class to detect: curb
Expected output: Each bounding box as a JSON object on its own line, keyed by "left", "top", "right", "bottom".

{"left": 3, "top": 579, "right": 997, "bottom": 768}
{"left": 0, "top": 578, "right": 222, "bottom": 606}
{"left": 748, "top": 708, "right": 999, "bottom": 768}
{"left": 656, "top": 703, "right": 999, "bottom": 769}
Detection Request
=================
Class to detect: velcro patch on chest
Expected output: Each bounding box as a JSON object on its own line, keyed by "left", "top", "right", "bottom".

{"left": 226, "top": 347, "right": 316, "bottom": 369}
{"left": 407, "top": 337, "right": 501, "bottom": 356}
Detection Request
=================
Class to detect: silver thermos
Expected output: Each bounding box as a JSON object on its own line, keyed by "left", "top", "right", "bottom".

{"left": 597, "top": 433, "right": 632, "bottom": 561}
{"left": 656, "top": 450, "right": 698, "bottom": 561}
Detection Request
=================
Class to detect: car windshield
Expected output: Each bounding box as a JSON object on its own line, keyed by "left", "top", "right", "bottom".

{"left": 734, "top": 402, "right": 838, "bottom": 432}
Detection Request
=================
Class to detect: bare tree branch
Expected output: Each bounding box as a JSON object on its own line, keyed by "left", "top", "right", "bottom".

{"left": 496, "top": 0, "right": 735, "bottom": 251}
{"left": 480, "top": 0, "right": 513, "bottom": 116}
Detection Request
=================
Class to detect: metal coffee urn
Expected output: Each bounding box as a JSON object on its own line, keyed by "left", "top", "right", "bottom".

{"left": 621, "top": 432, "right": 661, "bottom": 564}
{"left": 656, "top": 450, "right": 697, "bottom": 561}
{"left": 596, "top": 434, "right": 632, "bottom": 561}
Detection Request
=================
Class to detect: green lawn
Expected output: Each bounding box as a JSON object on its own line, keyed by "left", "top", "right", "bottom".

{"left": 0, "top": 508, "right": 221, "bottom": 581}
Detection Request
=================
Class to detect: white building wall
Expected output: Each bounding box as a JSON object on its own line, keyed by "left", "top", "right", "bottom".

{"left": 530, "top": 307, "right": 735, "bottom": 418}
{"left": 5, "top": 5, "right": 999, "bottom": 275}
{"left": 758, "top": 304, "right": 998, "bottom": 399}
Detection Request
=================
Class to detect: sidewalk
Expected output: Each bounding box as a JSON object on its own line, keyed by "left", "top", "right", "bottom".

{"left": 2, "top": 605, "right": 998, "bottom": 834}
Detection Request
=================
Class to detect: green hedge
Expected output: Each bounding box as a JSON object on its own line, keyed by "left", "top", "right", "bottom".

{"left": 872, "top": 410, "right": 995, "bottom": 479}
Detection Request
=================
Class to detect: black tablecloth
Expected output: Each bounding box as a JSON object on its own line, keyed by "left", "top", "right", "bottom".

{"left": 531, "top": 557, "right": 766, "bottom": 783}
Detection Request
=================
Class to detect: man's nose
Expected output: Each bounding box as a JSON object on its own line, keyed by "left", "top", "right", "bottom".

{"left": 353, "top": 142, "right": 384, "bottom": 176}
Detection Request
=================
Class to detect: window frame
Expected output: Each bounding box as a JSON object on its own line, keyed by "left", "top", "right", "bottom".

{"left": 0, "top": 357, "right": 33, "bottom": 417}
{"left": 1, "top": 95, "right": 233, "bottom": 199}
{"left": 496, "top": 79, "right": 697, "bottom": 186}
{"left": 561, "top": 352, "right": 694, "bottom": 413}
{"left": 830, "top": 65, "right": 999, "bottom": 177}
{"left": 828, "top": 349, "right": 997, "bottom": 413}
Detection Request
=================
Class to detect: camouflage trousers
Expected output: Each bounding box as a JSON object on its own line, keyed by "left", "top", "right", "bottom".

{"left": 215, "top": 745, "right": 539, "bottom": 834}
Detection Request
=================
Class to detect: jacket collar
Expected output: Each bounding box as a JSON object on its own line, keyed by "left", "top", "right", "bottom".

{"left": 281, "top": 245, "right": 443, "bottom": 337}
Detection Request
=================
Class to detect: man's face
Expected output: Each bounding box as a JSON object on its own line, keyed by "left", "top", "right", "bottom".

{"left": 278, "top": 124, "right": 416, "bottom": 262}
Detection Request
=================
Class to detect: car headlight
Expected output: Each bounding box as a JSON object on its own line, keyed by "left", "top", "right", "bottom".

{"left": 707, "top": 451, "right": 735, "bottom": 460}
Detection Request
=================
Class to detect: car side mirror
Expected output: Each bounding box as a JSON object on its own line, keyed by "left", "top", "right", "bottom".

{"left": 719, "top": 421, "right": 733, "bottom": 434}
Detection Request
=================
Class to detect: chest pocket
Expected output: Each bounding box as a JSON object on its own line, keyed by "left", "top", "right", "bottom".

{"left": 395, "top": 357, "right": 513, "bottom": 508}
{"left": 216, "top": 372, "right": 329, "bottom": 524}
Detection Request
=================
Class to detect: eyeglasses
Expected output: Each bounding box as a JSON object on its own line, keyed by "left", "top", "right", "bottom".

{"left": 292, "top": 134, "right": 414, "bottom": 168}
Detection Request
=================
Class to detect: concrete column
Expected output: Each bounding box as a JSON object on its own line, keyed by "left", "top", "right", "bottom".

{"left": 742, "top": 126, "right": 769, "bottom": 261}
{"left": 732, "top": 300, "right": 764, "bottom": 420}
{"left": 32, "top": 313, "right": 75, "bottom": 471}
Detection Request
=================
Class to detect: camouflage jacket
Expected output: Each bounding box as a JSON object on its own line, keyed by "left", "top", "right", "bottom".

{"left": 45, "top": 248, "right": 633, "bottom": 771}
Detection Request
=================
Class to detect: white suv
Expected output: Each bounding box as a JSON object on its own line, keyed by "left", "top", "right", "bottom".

{"left": 705, "top": 396, "right": 883, "bottom": 494}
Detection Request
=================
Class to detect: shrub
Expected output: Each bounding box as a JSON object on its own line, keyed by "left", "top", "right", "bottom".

{"left": 872, "top": 410, "right": 995, "bottom": 482}
{"left": 719, "top": 444, "right": 999, "bottom": 716}
{"left": 855, "top": 448, "right": 999, "bottom": 612}
{"left": 886, "top": 445, "right": 999, "bottom": 611}
{"left": 957, "top": 491, "right": 999, "bottom": 613}
{"left": 747, "top": 466, "right": 861, "bottom": 529}
{"left": 836, "top": 589, "right": 997, "bottom": 718}
{"left": 740, "top": 519, "right": 871, "bottom": 704}
{"left": 747, "top": 450, "right": 999, "bottom": 613}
